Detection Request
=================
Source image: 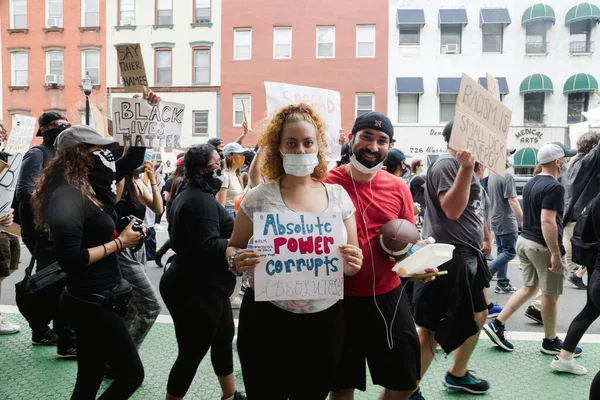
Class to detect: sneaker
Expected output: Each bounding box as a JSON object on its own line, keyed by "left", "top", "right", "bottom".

{"left": 32, "top": 327, "right": 59, "bottom": 346}
{"left": 524, "top": 305, "right": 543, "bottom": 324}
{"left": 442, "top": 371, "right": 489, "bottom": 394}
{"left": 224, "top": 392, "right": 246, "bottom": 400}
{"left": 483, "top": 321, "right": 514, "bottom": 352}
{"left": 57, "top": 347, "right": 77, "bottom": 359}
{"left": 494, "top": 284, "right": 517, "bottom": 294}
{"left": 230, "top": 297, "right": 242, "bottom": 309}
{"left": 541, "top": 337, "right": 582, "bottom": 358}
{"left": 0, "top": 315, "right": 20, "bottom": 335}
{"left": 568, "top": 273, "right": 587, "bottom": 290}
{"left": 409, "top": 388, "right": 425, "bottom": 399}
{"left": 487, "top": 302, "right": 502, "bottom": 318}
{"left": 550, "top": 356, "right": 588, "bottom": 375}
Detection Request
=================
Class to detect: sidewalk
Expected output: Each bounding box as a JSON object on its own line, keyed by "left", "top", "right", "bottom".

{"left": 0, "top": 312, "right": 597, "bottom": 399}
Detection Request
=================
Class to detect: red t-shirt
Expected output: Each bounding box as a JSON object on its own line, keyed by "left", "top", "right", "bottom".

{"left": 325, "top": 166, "right": 416, "bottom": 297}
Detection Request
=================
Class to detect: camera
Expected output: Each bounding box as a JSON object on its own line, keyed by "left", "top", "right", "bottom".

{"left": 116, "top": 215, "right": 146, "bottom": 253}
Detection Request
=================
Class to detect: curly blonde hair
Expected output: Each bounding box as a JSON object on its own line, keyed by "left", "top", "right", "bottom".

{"left": 259, "top": 103, "right": 329, "bottom": 181}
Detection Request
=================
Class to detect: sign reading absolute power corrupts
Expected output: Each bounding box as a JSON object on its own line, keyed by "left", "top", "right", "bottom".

{"left": 450, "top": 73, "right": 512, "bottom": 176}
{"left": 252, "top": 212, "right": 344, "bottom": 302}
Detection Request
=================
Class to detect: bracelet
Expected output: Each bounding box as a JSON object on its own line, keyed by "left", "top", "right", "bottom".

{"left": 113, "top": 239, "right": 120, "bottom": 250}
{"left": 116, "top": 238, "right": 123, "bottom": 250}
{"left": 102, "top": 243, "right": 107, "bottom": 258}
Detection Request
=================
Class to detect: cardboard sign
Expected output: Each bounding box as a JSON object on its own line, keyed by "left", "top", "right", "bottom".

{"left": 91, "top": 104, "right": 107, "bottom": 137}
{"left": 264, "top": 82, "right": 342, "bottom": 161}
{"left": 5, "top": 115, "right": 36, "bottom": 154}
{"left": 486, "top": 73, "right": 500, "bottom": 101}
{"left": 161, "top": 150, "right": 176, "bottom": 173}
{"left": 117, "top": 44, "right": 148, "bottom": 93}
{"left": 450, "top": 74, "right": 512, "bottom": 176}
{"left": 241, "top": 100, "right": 249, "bottom": 125}
{"left": 112, "top": 97, "right": 185, "bottom": 148}
{"left": 252, "top": 212, "right": 344, "bottom": 302}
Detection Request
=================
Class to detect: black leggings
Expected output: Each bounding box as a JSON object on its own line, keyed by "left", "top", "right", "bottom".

{"left": 591, "top": 370, "right": 600, "bottom": 399}
{"left": 563, "top": 268, "right": 600, "bottom": 353}
{"left": 159, "top": 267, "right": 234, "bottom": 397}
{"left": 62, "top": 292, "right": 144, "bottom": 400}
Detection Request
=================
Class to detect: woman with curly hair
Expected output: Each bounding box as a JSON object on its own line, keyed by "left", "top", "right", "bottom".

{"left": 32, "top": 125, "right": 145, "bottom": 399}
{"left": 225, "top": 103, "right": 364, "bottom": 399}
{"left": 159, "top": 144, "right": 245, "bottom": 400}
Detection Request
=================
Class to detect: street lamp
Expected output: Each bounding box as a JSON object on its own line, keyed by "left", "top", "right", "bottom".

{"left": 81, "top": 72, "right": 93, "bottom": 126}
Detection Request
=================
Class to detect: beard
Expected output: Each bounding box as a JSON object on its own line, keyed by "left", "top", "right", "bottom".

{"left": 355, "top": 148, "right": 384, "bottom": 168}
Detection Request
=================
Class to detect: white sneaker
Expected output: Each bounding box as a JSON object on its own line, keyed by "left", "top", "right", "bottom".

{"left": 550, "top": 356, "right": 588, "bottom": 375}
{"left": 230, "top": 297, "right": 242, "bottom": 309}
{"left": 0, "top": 315, "right": 20, "bottom": 335}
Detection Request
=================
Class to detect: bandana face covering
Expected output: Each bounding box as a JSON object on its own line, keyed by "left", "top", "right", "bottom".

{"left": 89, "top": 149, "right": 117, "bottom": 215}
{"left": 201, "top": 169, "right": 223, "bottom": 195}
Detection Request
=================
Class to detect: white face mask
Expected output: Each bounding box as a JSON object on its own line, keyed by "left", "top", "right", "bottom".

{"left": 350, "top": 153, "right": 384, "bottom": 174}
{"left": 281, "top": 153, "right": 319, "bottom": 177}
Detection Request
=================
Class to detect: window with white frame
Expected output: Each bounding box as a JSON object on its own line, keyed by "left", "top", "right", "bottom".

{"left": 317, "top": 26, "right": 335, "bottom": 58}
{"left": 399, "top": 25, "right": 420, "bottom": 45}
{"left": 398, "top": 94, "right": 419, "bottom": 123}
{"left": 119, "top": 0, "right": 135, "bottom": 25}
{"left": 233, "top": 94, "right": 250, "bottom": 126}
{"left": 439, "top": 94, "right": 457, "bottom": 122}
{"left": 11, "top": 0, "right": 27, "bottom": 29}
{"left": 46, "top": 0, "right": 62, "bottom": 27}
{"left": 234, "top": 28, "right": 252, "bottom": 60}
{"left": 525, "top": 23, "right": 547, "bottom": 54}
{"left": 482, "top": 24, "right": 503, "bottom": 53}
{"left": 46, "top": 51, "right": 64, "bottom": 80}
{"left": 11, "top": 52, "right": 28, "bottom": 86}
{"left": 567, "top": 93, "right": 589, "bottom": 124}
{"left": 156, "top": 0, "right": 173, "bottom": 25}
{"left": 82, "top": 50, "right": 99, "bottom": 84}
{"left": 356, "top": 93, "right": 374, "bottom": 117}
{"left": 570, "top": 20, "right": 593, "bottom": 53}
{"left": 273, "top": 27, "right": 292, "bottom": 59}
{"left": 156, "top": 50, "right": 172, "bottom": 84}
{"left": 82, "top": 0, "right": 99, "bottom": 27}
{"left": 195, "top": 0, "right": 210, "bottom": 24}
{"left": 193, "top": 49, "right": 210, "bottom": 84}
{"left": 356, "top": 25, "right": 375, "bottom": 57}
{"left": 441, "top": 25, "right": 462, "bottom": 54}
{"left": 193, "top": 111, "right": 209, "bottom": 136}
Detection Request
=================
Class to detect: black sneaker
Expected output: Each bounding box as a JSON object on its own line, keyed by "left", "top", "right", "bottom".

{"left": 442, "top": 371, "right": 489, "bottom": 394}
{"left": 32, "top": 328, "right": 59, "bottom": 346}
{"left": 483, "top": 320, "right": 514, "bottom": 352}
{"left": 568, "top": 273, "right": 587, "bottom": 290}
{"left": 409, "top": 388, "right": 425, "bottom": 399}
{"left": 541, "top": 337, "right": 582, "bottom": 358}
{"left": 224, "top": 392, "right": 246, "bottom": 400}
{"left": 494, "top": 284, "right": 517, "bottom": 294}
{"left": 154, "top": 249, "right": 165, "bottom": 268}
{"left": 57, "top": 346, "right": 77, "bottom": 359}
{"left": 524, "top": 305, "right": 543, "bottom": 324}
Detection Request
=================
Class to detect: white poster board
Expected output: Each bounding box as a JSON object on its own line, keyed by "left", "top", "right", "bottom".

{"left": 569, "top": 121, "right": 590, "bottom": 148}
{"left": 264, "top": 82, "right": 342, "bottom": 161}
{"left": 112, "top": 98, "right": 185, "bottom": 148}
{"left": 252, "top": 212, "right": 344, "bottom": 302}
{"left": 161, "top": 150, "right": 176, "bottom": 173}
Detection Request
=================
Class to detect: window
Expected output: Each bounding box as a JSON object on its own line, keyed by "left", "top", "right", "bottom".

{"left": 119, "top": 0, "right": 135, "bottom": 25}
{"left": 47, "top": 0, "right": 62, "bottom": 26}
{"left": 194, "top": 0, "right": 210, "bottom": 23}
{"left": 524, "top": 93, "right": 545, "bottom": 124}
{"left": 81, "top": 113, "right": 96, "bottom": 128}
{"left": 356, "top": 25, "right": 375, "bottom": 57}
{"left": 11, "top": 0, "right": 27, "bottom": 29}
{"left": 82, "top": 50, "right": 100, "bottom": 84}
{"left": 439, "top": 94, "right": 457, "bottom": 122}
{"left": 525, "top": 23, "right": 547, "bottom": 54}
{"left": 399, "top": 25, "right": 420, "bottom": 45}
{"left": 356, "top": 94, "right": 374, "bottom": 117}
{"left": 441, "top": 25, "right": 462, "bottom": 54}
{"left": 567, "top": 93, "right": 589, "bottom": 124}
{"left": 482, "top": 24, "right": 503, "bottom": 53}
{"left": 193, "top": 111, "right": 209, "bottom": 136}
{"left": 317, "top": 26, "right": 335, "bottom": 58}
{"left": 155, "top": 50, "right": 172, "bottom": 84}
{"left": 156, "top": 0, "right": 172, "bottom": 25}
{"left": 570, "top": 20, "right": 593, "bottom": 53}
{"left": 193, "top": 49, "right": 210, "bottom": 84}
{"left": 46, "top": 51, "right": 64, "bottom": 79}
{"left": 273, "top": 27, "right": 292, "bottom": 59}
{"left": 11, "top": 52, "right": 28, "bottom": 86}
{"left": 233, "top": 94, "right": 250, "bottom": 126}
{"left": 234, "top": 28, "right": 252, "bottom": 60}
{"left": 398, "top": 94, "right": 419, "bottom": 123}
{"left": 82, "top": 0, "right": 99, "bottom": 27}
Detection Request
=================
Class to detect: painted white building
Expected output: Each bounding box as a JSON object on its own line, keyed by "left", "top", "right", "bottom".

{"left": 388, "top": 0, "right": 600, "bottom": 169}
{"left": 106, "top": 0, "right": 221, "bottom": 148}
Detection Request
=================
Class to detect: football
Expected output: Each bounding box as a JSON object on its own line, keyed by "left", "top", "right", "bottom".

{"left": 379, "top": 219, "right": 421, "bottom": 259}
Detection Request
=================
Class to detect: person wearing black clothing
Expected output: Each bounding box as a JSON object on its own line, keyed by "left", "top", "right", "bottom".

{"left": 159, "top": 145, "right": 245, "bottom": 400}
{"left": 32, "top": 126, "right": 145, "bottom": 399}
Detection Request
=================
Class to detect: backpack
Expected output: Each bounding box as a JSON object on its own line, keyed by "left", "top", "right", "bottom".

{"left": 571, "top": 194, "right": 599, "bottom": 268}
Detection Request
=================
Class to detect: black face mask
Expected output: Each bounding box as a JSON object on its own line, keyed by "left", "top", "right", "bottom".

{"left": 88, "top": 149, "right": 117, "bottom": 216}
{"left": 42, "top": 127, "right": 67, "bottom": 147}
{"left": 201, "top": 169, "right": 223, "bottom": 195}
{"left": 217, "top": 150, "right": 224, "bottom": 160}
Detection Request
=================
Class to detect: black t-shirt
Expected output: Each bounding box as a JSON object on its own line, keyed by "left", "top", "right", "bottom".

{"left": 521, "top": 175, "right": 566, "bottom": 251}
{"left": 410, "top": 175, "right": 426, "bottom": 209}
{"left": 163, "top": 176, "right": 173, "bottom": 194}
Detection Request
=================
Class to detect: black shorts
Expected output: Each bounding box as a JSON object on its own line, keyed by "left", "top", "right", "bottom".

{"left": 0, "top": 232, "right": 20, "bottom": 278}
{"left": 332, "top": 285, "right": 420, "bottom": 392}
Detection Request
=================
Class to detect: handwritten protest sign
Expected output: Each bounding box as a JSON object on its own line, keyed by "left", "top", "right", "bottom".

{"left": 252, "top": 212, "right": 344, "bottom": 302}
{"left": 116, "top": 44, "right": 148, "bottom": 93}
{"left": 265, "top": 82, "right": 342, "bottom": 161}
{"left": 5, "top": 115, "right": 36, "bottom": 154}
{"left": 161, "top": 150, "right": 176, "bottom": 173}
{"left": 450, "top": 74, "right": 512, "bottom": 176}
{"left": 112, "top": 97, "right": 185, "bottom": 148}
{"left": 486, "top": 73, "right": 500, "bottom": 101}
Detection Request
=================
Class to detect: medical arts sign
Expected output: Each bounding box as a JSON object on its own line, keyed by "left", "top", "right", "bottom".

{"left": 514, "top": 128, "right": 544, "bottom": 145}
{"left": 507, "top": 126, "right": 567, "bottom": 150}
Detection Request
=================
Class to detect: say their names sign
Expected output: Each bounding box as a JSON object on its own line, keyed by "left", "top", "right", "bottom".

{"left": 112, "top": 97, "right": 185, "bottom": 148}
{"left": 252, "top": 212, "right": 344, "bottom": 302}
{"left": 117, "top": 44, "right": 148, "bottom": 92}
{"left": 450, "top": 73, "right": 512, "bottom": 175}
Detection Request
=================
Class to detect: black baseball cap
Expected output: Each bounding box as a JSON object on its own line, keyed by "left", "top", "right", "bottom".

{"left": 207, "top": 138, "right": 223, "bottom": 147}
{"left": 387, "top": 148, "right": 410, "bottom": 164}
{"left": 36, "top": 111, "right": 67, "bottom": 136}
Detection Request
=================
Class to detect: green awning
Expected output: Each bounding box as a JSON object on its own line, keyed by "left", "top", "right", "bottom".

{"left": 521, "top": 4, "right": 556, "bottom": 26}
{"left": 514, "top": 148, "right": 538, "bottom": 167}
{"left": 565, "top": 3, "right": 600, "bottom": 24}
{"left": 563, "top": 73, "right": 599, "bottom": 94}
{"left": 520, "top": 74, "right": 554, "bottom": 94}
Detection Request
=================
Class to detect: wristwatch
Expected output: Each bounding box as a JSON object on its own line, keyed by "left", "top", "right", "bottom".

{"left": 228, "top": 252, "right": 243, "bottom": 277}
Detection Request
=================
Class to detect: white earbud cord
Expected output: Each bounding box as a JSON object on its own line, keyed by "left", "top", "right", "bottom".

{"left": 349, "top": 167, "right": 406, "bottom": 350}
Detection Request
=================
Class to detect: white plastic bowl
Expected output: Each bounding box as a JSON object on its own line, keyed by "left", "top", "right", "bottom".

{"left": 392, "top": 244, "right": 455, "bottom": 277}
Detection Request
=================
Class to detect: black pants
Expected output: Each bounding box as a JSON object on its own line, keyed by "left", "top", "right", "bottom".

{"left": 563, "top": 268, "right": 600, "bottom": 353}
{"left": 157, "top": 238, "right": 171, "bottom": 256}
{"left": 62, "top": 291, "right": 144, "bottom": 400}
{"left": 238, "top": 289, "right": 344, "bottom": 400}
{"left": 591, "top": 369, "right": 600, "bottom": 399}
{"left": 160, "top": 267, "right": 234, "bottom": 397}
